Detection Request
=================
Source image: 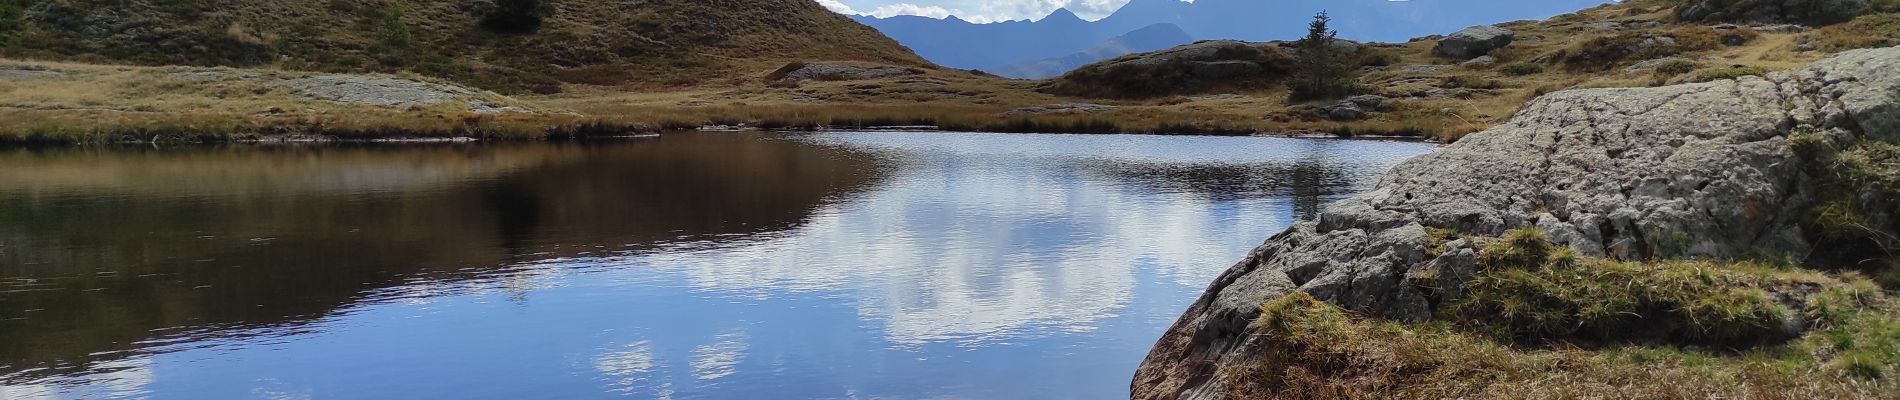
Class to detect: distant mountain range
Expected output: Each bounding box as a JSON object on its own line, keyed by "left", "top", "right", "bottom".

{"left": 854, "top": 0, "right": 1613, "bottom": 73}
{"left": 990, "top": 23, "right": 1194, "bottom": 79}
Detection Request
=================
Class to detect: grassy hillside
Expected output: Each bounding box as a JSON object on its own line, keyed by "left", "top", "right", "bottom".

{"left": 0, "top": 0, "right": 927, "bottom": 94}
{"left": 4, "top": 0, "right": 1900, "bottom": 143}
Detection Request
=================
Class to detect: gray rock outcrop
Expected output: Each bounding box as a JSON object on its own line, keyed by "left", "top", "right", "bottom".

{"left": 1039, "top": 40, "right": 1296, "bottom": 98}
{"left": 1677, "top": 0, "right": 1867, "bottom": 26}
{"left": 1133, "top": 46, "right": 1900, "bottom": 400}
{"left": 766, "top": 62, "right": 922, "bottom": 85}
{"left": 1434, "top": 25, "right": 1516, "bottom": 59}
{"left": 1002, "top": 103, "right": 1118, "bottom": 117}
{"left": 287, "top": 75, "right": 479, "bottom": 108}
{"left": 1460, "top": 55, "right": 1499, "bottom": 69}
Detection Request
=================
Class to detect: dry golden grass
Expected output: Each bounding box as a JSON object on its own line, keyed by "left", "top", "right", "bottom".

{"left": 529, "top": 0, "right": 1851, "bottom": 142}
{"left": 0, "top": 0, "right": 1881, "bottom": 144}
{"left": 0, "top": 0, "right": 926, "bottom": 94}
{"left": 0, "top": 59, "right": 604, "bottom": 143}
{"left": 1224, "top": 289, "right": 1899, "bottom": 400}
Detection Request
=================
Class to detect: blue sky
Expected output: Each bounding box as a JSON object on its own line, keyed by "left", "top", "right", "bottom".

{"left": 820, "top": 0, "right": 1143, "bottom": 23}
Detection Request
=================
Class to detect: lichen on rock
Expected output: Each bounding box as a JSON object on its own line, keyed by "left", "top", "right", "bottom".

{"left": 1133, "top": 45, "right": 1900, "bottom": 399}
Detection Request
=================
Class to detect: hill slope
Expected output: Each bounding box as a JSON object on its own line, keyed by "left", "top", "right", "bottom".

{"left": 0, "top": 0, "right": 927, "bottom": 93}
{"left": 991, "top": 23, "right": 1194, "bottom": 79}
{"left": 853, "top": 0, "right": 1613, "bottom": 70}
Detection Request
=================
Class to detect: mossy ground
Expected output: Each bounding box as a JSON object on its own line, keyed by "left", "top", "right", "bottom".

{"left": 1230, "top": 229, "right": 1900, "bottom": 399}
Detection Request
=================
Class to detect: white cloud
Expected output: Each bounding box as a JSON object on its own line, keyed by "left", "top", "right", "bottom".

{"left": 866, "top": 4, "right": 958, "bottom": 19}
{"left": 816, "top": 0, "right": 861, "bottom": 14}
{"left": 831, "top": 0, "right": 1164, "bottom": 22}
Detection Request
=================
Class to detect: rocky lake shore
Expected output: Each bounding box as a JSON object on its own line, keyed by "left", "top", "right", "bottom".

{"left": 1134, "top": 44, "right": 1900, "bottom": 399}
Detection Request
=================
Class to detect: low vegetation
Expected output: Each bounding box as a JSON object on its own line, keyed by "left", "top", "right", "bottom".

{"left": 1287, "top": 12, "right": 1357, "bottom": 102}
{"left": 0, "top": 0, "right": 20, "bottom": 47}
{"left": 1791, "top": 107, "right": 1900, "bottom": 286}
{"left": 1227, "top": 227, "right": 1900, "bottom": 399}
{"left": 1692, "top": 65, "right": 1768, "bottom": 82}
{"left": 0, "top": 0, "right": 1895, "bottom": 143}
{"left": 481, "top": 0, "right": 551, "bottom": 34}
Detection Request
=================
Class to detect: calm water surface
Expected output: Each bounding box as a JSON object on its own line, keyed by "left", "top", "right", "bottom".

{"left": 0, "top": 132, "right": 1434, "bottom": 399}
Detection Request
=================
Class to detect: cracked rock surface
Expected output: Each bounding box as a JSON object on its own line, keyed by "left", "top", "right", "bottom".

{"left": 1131, "top": 46, "right": 1900, "bottom": 400}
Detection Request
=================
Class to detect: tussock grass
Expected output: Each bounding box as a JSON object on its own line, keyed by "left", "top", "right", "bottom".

{"left": 1451, "top": 228, "right": 1812, "bottom": 347}
{"left": 1813, "top": 14, "right": 1900, "bottom": 52}
{"left": 1232, "top": 227, "right": 1900, "bottom": 398}
{"left": 1227, "top": 289, "right": 1899, "bottom": 399}
{"left": 1692, "top": 65, "right": 1769, "bottom": 82}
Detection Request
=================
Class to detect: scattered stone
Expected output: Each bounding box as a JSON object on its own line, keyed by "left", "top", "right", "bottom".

{"left": 765, "top": 62, "right": 922, "bottom": 85}
{"left": 1389, "top": 64, "right": 1453, "bottom": 75}
{"left": 0, "top": 68, "right": 64, "bottom": 80}
{"left": 1190, "top": 94, "right": 1244, "bottom": 101}
{"left": 1345, "top": 95, "right": 1388, "bottom": 110}
{"left": 286, "top": 75, "right": 476, "bottom": 108}
{"left": 1320, "top": 102, "right": 1369, "bottom": 121}
{"left": 1753, "top": 24, "right": 1807, "bottom": 33}
{"left": 1002, "top": 103, "right": 1119, "bottom": 117}
{"left": 1435, "top": 25, "right": 1516, "bottom": 59}
{"left": 1460, "top": 56, "right": 1499, "bottom": 69}
{"left": 1585, "top": 21, "right": 1627, "bottom": 31}
{"left": 467, "top": 100, "right": 528, "bottom": 116}
{"left": 1633, "top": 36, "right": 1680, "bottom": 54}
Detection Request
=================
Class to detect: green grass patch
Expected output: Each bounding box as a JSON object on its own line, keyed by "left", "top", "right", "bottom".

{"left": 1232, "top": 289, "right": 1899, "bottom": 398}
{"left": 1447, "top": 228, "right": 1810, "bottom": 347}
{"left": 1692, "top": 65, "right": 1768, "bottom": 82}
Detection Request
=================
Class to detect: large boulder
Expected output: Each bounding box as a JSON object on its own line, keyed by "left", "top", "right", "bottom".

{"left": 1434, "top": 25, "right": 1516, "bottom": 59}
{"left": 1677, "top": 0, "right": 1867, "bottom": 26}
{"left": 1132, "top": 46, "right": 1900, "bottom": 399}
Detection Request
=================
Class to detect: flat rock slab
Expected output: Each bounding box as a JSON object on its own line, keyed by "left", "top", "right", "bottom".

{"left": 0, "top": 68, "right": 66, "bottom": 80}
{"left": 286, "top": 75, "right": 479, "bottom": 108}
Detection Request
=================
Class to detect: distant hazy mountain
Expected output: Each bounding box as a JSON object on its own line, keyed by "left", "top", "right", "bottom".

{"left": 991, "top": 23, "right": 1194, "bottom": 79}
{"left": 850, "top": 8, "right": 1128, "bottom": 71}
{"left": 855, "top": 0, "right": 1613, "bottom": 70}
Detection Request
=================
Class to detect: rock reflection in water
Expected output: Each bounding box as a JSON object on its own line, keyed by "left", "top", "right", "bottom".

{"left": 0, "top": 135, "right": 883, "bottom": 379}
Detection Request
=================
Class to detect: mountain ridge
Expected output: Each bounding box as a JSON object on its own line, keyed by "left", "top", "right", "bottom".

{"left": 990, "top": 23, "right": 1195, "bottom": 79}
{"left": 0, "top": 0, "right": 928, "bottom": 94}
{"left": 853, "top": 0, "right": 1615, "bottom": 70}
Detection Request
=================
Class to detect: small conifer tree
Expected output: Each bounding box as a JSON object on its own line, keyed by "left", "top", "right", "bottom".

{"left": 482, "top": 0, "right": 552, "bottom": 34}
{"left": 1288, "top": 11, "right": 1356, "bottom": 102}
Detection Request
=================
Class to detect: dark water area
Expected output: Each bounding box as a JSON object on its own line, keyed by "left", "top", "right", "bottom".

{"left": 0, "top": 132, "right": 1434, "bottom": 399}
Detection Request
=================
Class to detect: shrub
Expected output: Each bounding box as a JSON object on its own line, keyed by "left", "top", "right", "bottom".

{"left": 1653, "top": 59, "right": 1700, "bottom": 76}
{"left": 1814, "top": 14, "right": 1900, "bottom": 52}
{"left": 1499, "top": 63, "right": 1545, "bottom": 76}
{"left": 0, "top": 0, "right": 21, "bottom": 48}
{"left": 482, "top": 0, "right": 552, "bottom": 34}
{"left": 1287, "top": 12, "right": 1356, "bottom": 102}
{"left": 376, "top": 7, "right": 412, "bottom": 50}
{"left": 1693, "top": 65, "right": 1767, "bottom": 82}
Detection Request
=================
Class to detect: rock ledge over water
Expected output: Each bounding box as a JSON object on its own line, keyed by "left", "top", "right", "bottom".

{"left": 1132, "top": 45, "right": 1900, "bottom": 399}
